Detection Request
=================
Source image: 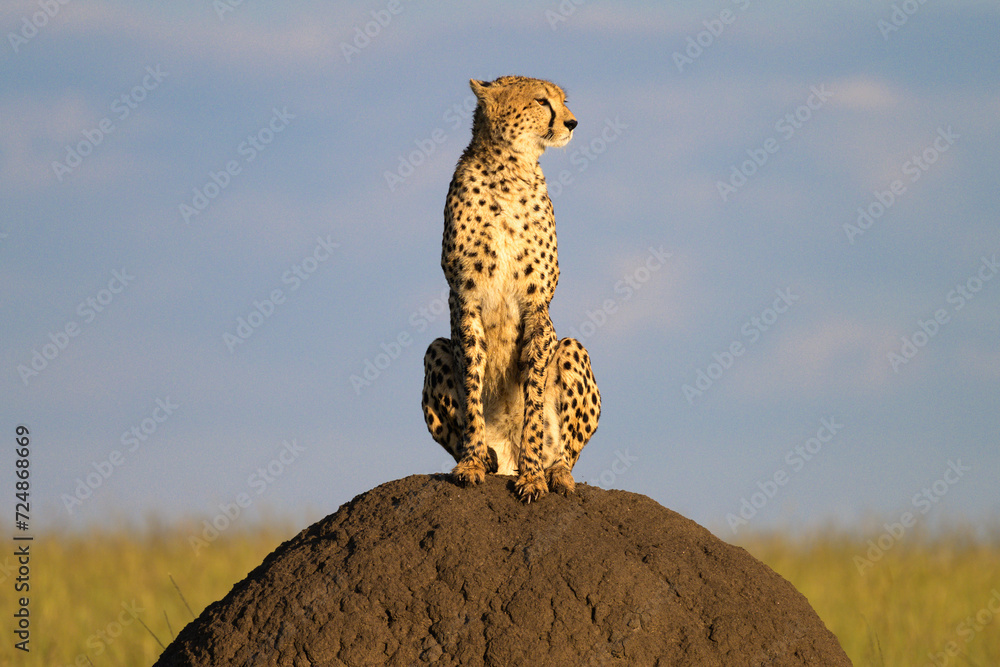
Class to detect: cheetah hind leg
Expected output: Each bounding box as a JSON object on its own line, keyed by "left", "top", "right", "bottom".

{"left": 421, "top": 338, "right": 465, "bottom": 466}
{"left": 547, "top": 337, "right": 601, "bottom": 495}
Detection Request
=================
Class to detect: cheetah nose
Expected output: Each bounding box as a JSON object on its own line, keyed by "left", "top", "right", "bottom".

{"left": 564, "top": 119, "right": 578, "bottom": 132}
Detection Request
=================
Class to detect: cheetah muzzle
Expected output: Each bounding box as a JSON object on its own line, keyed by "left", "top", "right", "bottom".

{"left": 421, "top": 75, "right": 601, "bottom": 502}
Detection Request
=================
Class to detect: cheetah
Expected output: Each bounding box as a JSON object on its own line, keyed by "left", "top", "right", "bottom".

{"left": 421, "top": 75, "right": 601, "bottom": 502}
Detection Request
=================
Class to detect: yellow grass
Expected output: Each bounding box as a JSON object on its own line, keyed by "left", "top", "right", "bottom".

{"left": 738, "top": 526, "right": 1000, "bottom": 666}
{"left": 2, "top": 521, "right": 997, "bottom": 666}
{"left": 2, "top": 520, "right": 298, "bottom": 667}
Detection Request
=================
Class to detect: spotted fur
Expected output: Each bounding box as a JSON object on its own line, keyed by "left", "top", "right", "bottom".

{"left": 421, "top": 75, "right": 601, "bottom": 502}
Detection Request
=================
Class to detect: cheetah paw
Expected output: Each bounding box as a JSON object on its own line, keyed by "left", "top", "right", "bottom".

{"left": 452, "top": 458, "right": 487, "bottom": 486}
{"left": 515, "top": 473, "right": 548, "bottom": 503}
{"left": 547, "top": 466, "right": 576, "bottom": 495}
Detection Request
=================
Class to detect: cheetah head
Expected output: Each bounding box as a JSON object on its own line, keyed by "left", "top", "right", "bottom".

{"left": 469, "top": 75, "right": 577, "bottom": 156}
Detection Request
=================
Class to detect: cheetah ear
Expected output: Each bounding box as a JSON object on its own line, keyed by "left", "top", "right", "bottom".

{"left": 469, "top": 79, "right": 492, "bottom": 102}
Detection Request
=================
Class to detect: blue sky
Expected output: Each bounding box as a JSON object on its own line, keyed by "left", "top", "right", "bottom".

{"left": 2, "top": 0, "right": 998, "bottom": 541}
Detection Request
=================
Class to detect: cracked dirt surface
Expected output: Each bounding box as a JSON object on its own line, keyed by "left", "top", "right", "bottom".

{"left": 154, "top": 474, "right": 852, "bottom": 666}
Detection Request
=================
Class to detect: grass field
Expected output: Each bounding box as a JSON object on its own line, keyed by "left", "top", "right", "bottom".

{"left": 739, "top": 527, "right": 1000, "bottom": 666}
{"left": 3, "top": 521, "right": 998, "bottom": 666}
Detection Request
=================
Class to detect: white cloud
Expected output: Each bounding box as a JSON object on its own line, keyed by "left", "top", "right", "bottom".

{"left": 730, "top": 317, "right": 900, "bottom": 399}
{"left": 553, "top": 246, "right": 698, "bottom": 343}
{"left": 551, "top": 4, "right": 689, "bottom": 36}
{"left": 0, "top": 91, "right": 179, "bottom": 191}
{"left": 828, "top": 76, "right": 901, "bottom": 111}
{"left": 0, "top": 1, "right": 355, "bottom": 191}
{"left": 6, "top": 1, "right": 352, "bottom": 74}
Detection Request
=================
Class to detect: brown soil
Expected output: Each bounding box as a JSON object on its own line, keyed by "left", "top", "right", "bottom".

{"left": 155, "top": 474, "right": 851, "bottom": 666}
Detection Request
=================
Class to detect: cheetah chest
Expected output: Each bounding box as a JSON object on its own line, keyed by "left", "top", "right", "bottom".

{"left": 466, "top": 190, "right": 553, "bottom": 383}
{"left": 476, "top": 215, "right": 533, "bottom": 392}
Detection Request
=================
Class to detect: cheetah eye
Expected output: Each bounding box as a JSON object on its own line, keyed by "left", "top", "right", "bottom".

{"left": 535, "top": 98, "right": 551, "bottom": 107}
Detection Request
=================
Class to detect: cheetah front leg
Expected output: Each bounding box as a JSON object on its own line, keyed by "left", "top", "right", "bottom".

{"left": 451, "top": 299, "right": 491, "bottom": 486}
{"left": 515, "top": 307, "right": 557, "bottom": 502}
